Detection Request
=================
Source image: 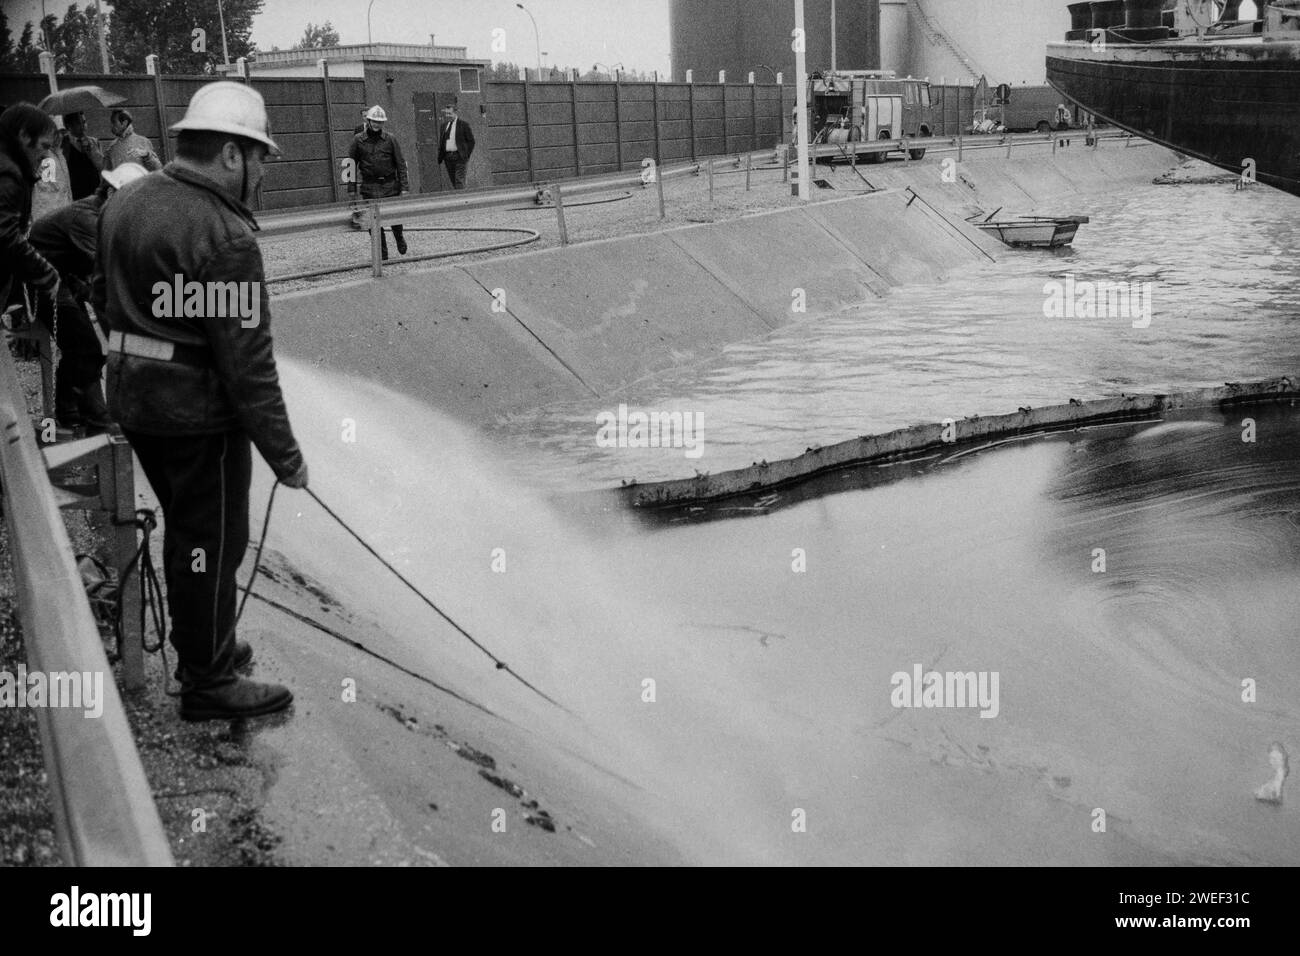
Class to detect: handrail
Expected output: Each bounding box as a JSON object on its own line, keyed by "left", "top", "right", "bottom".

{"left": 0, "top": 342, "right": 173, "bottom": 867}
{"left": 258, "top": 159, "right": 707, "bottom": 238}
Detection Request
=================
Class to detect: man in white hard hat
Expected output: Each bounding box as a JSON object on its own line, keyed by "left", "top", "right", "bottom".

{"left": 92, "top": 81, "right": 308, "bottom": 721}
{"left": 29, "top": 161, "right": 149, "bottom": 434}
{"left": 348, "top": 104, "right": 409, "bottom": 258}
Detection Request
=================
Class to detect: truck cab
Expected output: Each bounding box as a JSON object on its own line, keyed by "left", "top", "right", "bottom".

{"left": 799, "top": 70, "right": 934, "bottom": 162}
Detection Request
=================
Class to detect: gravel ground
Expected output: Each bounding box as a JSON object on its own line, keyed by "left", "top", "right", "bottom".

{"left": 0, "top": 348, "right": 278, "bottom": 867}
{"left": 260, "top": 152, "right": 883, "bottom": 295}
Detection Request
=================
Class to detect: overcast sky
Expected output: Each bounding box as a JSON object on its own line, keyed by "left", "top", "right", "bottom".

{"left": 6, "top": 0, "right": 673, "bottom": 74}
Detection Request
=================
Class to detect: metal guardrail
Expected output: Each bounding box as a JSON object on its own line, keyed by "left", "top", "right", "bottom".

{"left": 0, "top": 341, "right": 173, "bottom": 867}
{"left": 260, "top": 131, "right": 1139, "bottom": 242}
{"left": 257, "top": 160, "right": 708, "bottom": 240}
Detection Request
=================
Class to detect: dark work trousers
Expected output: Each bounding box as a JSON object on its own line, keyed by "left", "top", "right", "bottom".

{"left": 443, "top": 154, "right": 468, "bottom": 189}
{"left": 35, "top": 292, "right": 106, "bottom": 419}
{"left": 358, "top": 180, "right": 404, "bottom": 259}
{"left": 122, "top": 428, "right": 251, "bottom": 688}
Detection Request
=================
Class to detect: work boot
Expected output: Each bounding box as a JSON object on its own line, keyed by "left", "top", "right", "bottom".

{"left": 181, "top": 676, "right": 293, "bottom": 722}
{"left": 78, "top": 379, "right": 113, "bottom": 435}
{"left": 173, "top": 639, "right": 253, "bottom": 683}
{"left": 393, "top": 225, "right": 407, "bottom": 255}
{"left": 377, "top": 227, "right": 390, "bottom": 261}
{"left": 55, "top": 376, "right": 83, "bottom": 430}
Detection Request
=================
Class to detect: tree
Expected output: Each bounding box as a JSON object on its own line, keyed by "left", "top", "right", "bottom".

{"left": 15, "top": 21, "right": 40, "bottom": 73}
{"left": 292, "top": 21, "right": 339, "bottom": 50}
{"left": 0, "top": 9, "right": 14, "bottom": 72}
{"left": 107, "top": 0, "right": 264, "bottom": 75}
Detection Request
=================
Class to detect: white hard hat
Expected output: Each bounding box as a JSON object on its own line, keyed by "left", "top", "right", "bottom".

{"left": 101, "top": 162, "right": 149, "bottom": 190}
{"left": 170, "top": 81, "right": 281, "bottom": 156}
{"left": 364, "top": 105, "right": 388, "bottom": 122}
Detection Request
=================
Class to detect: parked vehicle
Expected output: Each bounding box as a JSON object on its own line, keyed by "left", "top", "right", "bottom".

{"left": 991, "top": 83, "right": 1088, "bottom": 133}
{"left": 796, "top": 70, "right": 935, "bottom": 162}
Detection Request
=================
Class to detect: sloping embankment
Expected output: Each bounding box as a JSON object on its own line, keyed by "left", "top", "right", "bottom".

{"left": 272, "top": 143, "right": 1177, "bottom": 425}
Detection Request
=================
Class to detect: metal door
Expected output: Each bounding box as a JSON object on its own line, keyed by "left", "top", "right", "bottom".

{"left": 413, "top": 91, "right": 445, "bottom": 192}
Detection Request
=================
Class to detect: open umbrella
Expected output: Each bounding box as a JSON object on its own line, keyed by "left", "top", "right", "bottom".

{"left": 38, "top": 85, "right": 126, "bottom": 116}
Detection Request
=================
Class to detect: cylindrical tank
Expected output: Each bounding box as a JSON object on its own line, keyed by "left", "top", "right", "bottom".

{"left": 1124, "top": 0, "right": 1166, "bottom": 28}
{"left": 878, "top": 0, "right": 909, "bottom": 75}
{"left": 669, "top": 0, "right": 880, "bottom": 82}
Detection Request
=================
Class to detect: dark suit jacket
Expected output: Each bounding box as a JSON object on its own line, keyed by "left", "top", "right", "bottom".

{"left": 436, "top": 118, "right": 475, "bottom": 164}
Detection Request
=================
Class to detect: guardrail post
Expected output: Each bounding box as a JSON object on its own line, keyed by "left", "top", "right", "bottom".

{"left": 708, "top": 157, "right": 714, "bottom": 202}
{"left": 553, "top": 182, "right": 569, "bottom": 245}
{"left": 655, "top": 159, "right": 666, "bottom": 220}
{"left": 745, "top": 150, "right": 752, "bottom": 191}
{"left": 109, "top": 435, "right": 144, "bottom": 690}
{"left": 370, "top": 200, "right": 383, "bottom": 276}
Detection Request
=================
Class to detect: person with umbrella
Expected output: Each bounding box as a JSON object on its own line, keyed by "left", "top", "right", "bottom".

{"left": 29, "top": 162, "right": 149, "bottom": 435}
{"left": 36, "top": 85, "right": 125, "bottom": 207}
{"left": 60, "top": 110, "right": 104, "bottom": 200}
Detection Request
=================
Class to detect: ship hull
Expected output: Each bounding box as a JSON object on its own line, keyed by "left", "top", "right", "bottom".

{"left": 1046, "top": 39, "right": 1300, "bottom": 197}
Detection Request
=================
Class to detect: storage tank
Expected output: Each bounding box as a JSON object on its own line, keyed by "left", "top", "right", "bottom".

{"left": 669, "top": 0, "right": 879, "bottom": 81}
{"left": 878, "top": 0, "right": 910, "bottom": 75}
{"left": 904, "top": 0, "right": 1071, "bottom": 85}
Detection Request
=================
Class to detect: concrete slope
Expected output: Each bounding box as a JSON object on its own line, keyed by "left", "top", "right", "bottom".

{"left": 272, "top": 144, "right": 1176, "bottom": 427}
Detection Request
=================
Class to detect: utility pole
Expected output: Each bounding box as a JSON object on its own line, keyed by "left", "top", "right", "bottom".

{"left": 94, "top": 0, "right": 109, "bottom": 73}
{"left": 794, "top": 0, "right": 810, "bottom": 200}
{"left": 831, "top": 0, "right": 837, "bottom": 72}
{"left": 217, "top": 0, "right": 231, "bottom": 64}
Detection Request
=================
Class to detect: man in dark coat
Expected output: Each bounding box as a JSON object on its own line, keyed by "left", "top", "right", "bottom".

{"left": 93, "top": 82, "right": 308, "bottom": 721}
{"left": 348, "top": 105, "right": 408, "bottom": 259}
{"left": 0, "top": 104, "right": 61, "bottom": 324}
{"left": 29, "top": 162, "right": 148, "bottom": 433}
{"left": 60, "top": 110, "right": 104, "bottom": 200}
{"left": 436, "top": 104, "right": 475, "bottom": 190}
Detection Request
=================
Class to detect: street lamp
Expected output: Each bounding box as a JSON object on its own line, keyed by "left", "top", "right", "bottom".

{"left": 368, "top": 0, "right": 380, "bottom": 45}
{"left": 517, "top": 3, "right": 541, "bottom": 78}
{"left": 216, "top": 0, "right": 231, "bottom": 64}
{"left": 756, "top": 64, "right": 778, "bottom": 82}
{"left": 593, "top": 61, "right": 623, "bottom": 80}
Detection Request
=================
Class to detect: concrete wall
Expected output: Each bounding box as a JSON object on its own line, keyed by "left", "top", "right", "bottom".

{"left": 483, "top": 80, "right": 791, "bottom": 185}
{"left": 271, "top": 144, "right": 1176, "bottom": 429}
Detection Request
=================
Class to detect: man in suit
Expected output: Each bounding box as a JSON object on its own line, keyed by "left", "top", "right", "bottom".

{"left": 437, "top": 105, "right": 474, "bottom": 190}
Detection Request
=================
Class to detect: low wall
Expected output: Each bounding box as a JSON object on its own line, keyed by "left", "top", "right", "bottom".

{"left": 272, "top": 143, "right": 1177, "bottom": 425}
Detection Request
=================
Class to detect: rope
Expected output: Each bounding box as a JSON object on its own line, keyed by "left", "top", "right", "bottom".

{"left": 235, "top": 480, "right": 277, "bottom": 626}
{"left": 301, "top": 486, "right": 571, "bottom": 713}
{"left": 111, "top": 508, "right": 178, "bottom": 696}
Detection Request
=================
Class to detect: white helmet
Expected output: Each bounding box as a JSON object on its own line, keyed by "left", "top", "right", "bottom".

{"left": 364, "top": 105, "right": 388, "bottom": 123}
{"left": 170, "top": 81, "right": 281, "bottom": 156}
{"left": 101, "top": 162, "right": 149, "bottom": 190}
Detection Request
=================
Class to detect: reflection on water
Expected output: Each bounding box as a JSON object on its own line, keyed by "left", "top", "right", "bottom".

{"left": 487, "top": 182, "right": 1300, "bottom": 491}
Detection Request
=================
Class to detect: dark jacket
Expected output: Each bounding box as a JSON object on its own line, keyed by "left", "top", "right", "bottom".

{"left": 348, "top": 128, "right": 408, "bottom": 196}
{"left": 92, "top": 164, "right": 303, "bottom": 481}
{"left": 30, "top": 193, "right": 103, "bottom": 306}
{"left": 0, "top": 139, "right": 60, "bottom": 308}
{"left": 62, "top": 132, "right": 103, "bottom": 200}
{"left": 436, "top": 117, "right": 474, "bottom": 164}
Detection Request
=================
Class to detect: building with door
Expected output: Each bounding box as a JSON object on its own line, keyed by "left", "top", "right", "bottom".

{"left": 252, "top": 40, "right": 491, "bottom": 193}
